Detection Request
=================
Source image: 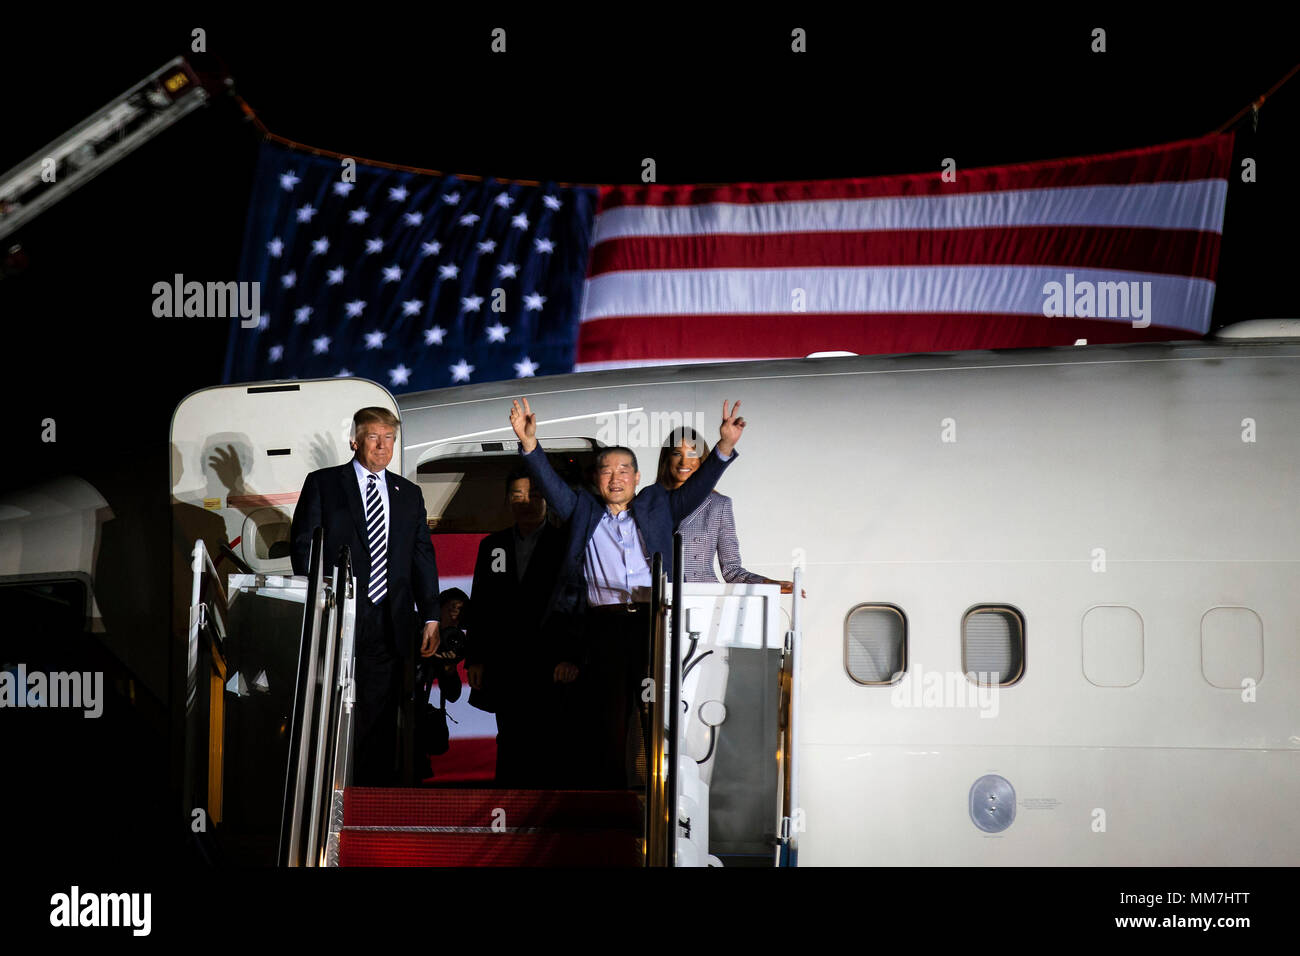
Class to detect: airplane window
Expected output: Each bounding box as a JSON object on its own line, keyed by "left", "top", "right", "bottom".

{"left": 962, "top": 606, "right": 1025, "bottom": 686}
{"left": 1082, "top": 605, "right": 1144, "bottom": 687}
{"left": 1200, "top": 606, "right": 1263, "bottom": 689}
{"left": 247, "top": 509, "right": 292, "bottom": 560}
{"left": 416, "top": 442, "right": 599, "bottom": 533}
{"left": 0, "top": 577, "right": 89, "bottom": 649}
{"left": 845, "top": 604, "right": 906, "bottom": 684}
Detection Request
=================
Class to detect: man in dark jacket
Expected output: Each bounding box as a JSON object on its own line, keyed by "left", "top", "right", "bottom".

{"left": 466, "top": 467, "right": 566, "bottom": 787}
{"left": 507, "top": 397, "right": 745, "bottom": 788}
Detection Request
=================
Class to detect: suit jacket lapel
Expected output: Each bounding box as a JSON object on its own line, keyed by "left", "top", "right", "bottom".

{"left": 518, "top": 524, "right": 552, "bottom": 587}
{"left": 584, "top": 503, "right": 603, "bottom": 552}
{"left": 383, "top": 471, "right": 404, "bottom": 563}
{"left": 635, "top": 488, "right": 671, "bottom": 571}
{"left": 507, "top": 528, "right": 522, "bottom": 583}
{"left": 630, "top": 490, "right": 654, "bottom": 552}
{"left": 342, "top": 462, "right": 369, "bottom": 544}
{"left": 384, "top": 471, "right": 400, "bottom": 531}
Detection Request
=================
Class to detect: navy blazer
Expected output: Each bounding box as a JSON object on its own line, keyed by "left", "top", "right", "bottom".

{"left": 518, "top": 443, "right": 737, "bottom": 623}
{"left": 465, "top": 521, "right": 566, "bottom": 672}
{"left": 290, "top": 461, "right": 440, "bottom": 642}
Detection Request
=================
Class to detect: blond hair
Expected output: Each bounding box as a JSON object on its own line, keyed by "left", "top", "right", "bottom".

{"left": 352, "top": 406, "right": 400, "bottom": 440}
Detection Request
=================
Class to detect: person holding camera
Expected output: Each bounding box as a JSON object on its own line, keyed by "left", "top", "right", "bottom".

{"left": 429, "top": 587, "right": 469, "bottom": 696}
{"left": 414, "top": 587, "right": 470, "bottom": 774}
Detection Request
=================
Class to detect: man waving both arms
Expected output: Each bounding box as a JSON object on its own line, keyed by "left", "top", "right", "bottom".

{"left": 508, "top": 397, "right": 746, "bottom": 789}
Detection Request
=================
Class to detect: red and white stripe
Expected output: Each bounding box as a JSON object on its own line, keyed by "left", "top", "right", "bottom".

{"left": 577, "top": 134, "right": 1234, "bottom": 369}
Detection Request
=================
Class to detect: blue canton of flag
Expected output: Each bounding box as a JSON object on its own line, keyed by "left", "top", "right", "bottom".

{"left": 224, "top": 140, "right": 598, "bottom": 392}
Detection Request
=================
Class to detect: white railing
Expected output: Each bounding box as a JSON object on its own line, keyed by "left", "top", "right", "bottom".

{"left": 279, "top": 532, "right": 358, "bottom": 867}
{"left": 661, "top": 567, "right": 800, "bottom": 866}
{"left": 185, "top": 540, "right": 231, "bottom": 833}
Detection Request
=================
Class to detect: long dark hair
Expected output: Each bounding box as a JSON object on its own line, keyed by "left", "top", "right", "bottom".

{"left": 657, "top": 426, "right": 710, "bottom": 488}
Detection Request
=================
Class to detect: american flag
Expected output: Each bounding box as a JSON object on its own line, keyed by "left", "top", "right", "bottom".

{"left": 227, "top": 134, "right": 1233, "bottom": 389}
{"left": 577, "top": 133, "right": 1234, "bottom": 369}
{"left": 224, "top": 141, "right": 598, "bottom": 391}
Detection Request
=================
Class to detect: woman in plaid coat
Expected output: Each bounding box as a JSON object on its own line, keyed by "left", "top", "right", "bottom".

{"left": 657, "top": 426, "right": 795, "bottom": 592}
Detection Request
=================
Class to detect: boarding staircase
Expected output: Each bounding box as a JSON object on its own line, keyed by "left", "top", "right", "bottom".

{"left": 337, "top": 788, "right": 642, "bottom": 866}
{"left": 187, "top": 530, "right": 801, "bottom": 867}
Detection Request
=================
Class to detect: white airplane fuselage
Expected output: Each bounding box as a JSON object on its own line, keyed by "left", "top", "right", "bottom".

{"left": 395, "top": 338, "right": 1300, "bottom": 865}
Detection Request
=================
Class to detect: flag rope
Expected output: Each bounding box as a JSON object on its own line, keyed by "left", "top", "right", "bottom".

{"left": 1209, "top": 62, "right": 1300, "bottom": 134}
{"left": 231, "top": 92, "right": 604, "bottom": 188}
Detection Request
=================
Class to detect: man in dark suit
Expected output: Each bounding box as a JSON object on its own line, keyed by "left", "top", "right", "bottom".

{"left": 507, "top": 397, "right": 745, "bottom": 787}
{"left": 290, "top": 407, "right": 441, "bottom": 786}
{"left": 465, "top": 467, "right": 567, "bottom": 787}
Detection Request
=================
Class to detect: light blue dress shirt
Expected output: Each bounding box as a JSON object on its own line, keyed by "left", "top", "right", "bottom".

{"left": 584, "top": 508, "right": 653, "bottom": 606}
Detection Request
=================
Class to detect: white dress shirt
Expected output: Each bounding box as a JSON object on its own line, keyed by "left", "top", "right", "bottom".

{"left": 353, "top": 458, "right": 390, "bottom": 543}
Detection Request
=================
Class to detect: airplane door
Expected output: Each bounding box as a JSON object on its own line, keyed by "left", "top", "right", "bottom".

{"left": 173, "top": 378, "right": 396, "bottom": 860}
{"left": 170, "top": 378, "right": 401, "bottom": 576}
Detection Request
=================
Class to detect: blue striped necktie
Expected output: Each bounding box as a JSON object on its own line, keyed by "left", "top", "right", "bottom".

{"left": 365, "top": 473, "right": 387, "bottom": 604}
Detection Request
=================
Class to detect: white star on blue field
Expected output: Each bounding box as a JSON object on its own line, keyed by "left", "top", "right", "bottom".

{"left": 228, "top": 141, "right": 598, "bottom": 391}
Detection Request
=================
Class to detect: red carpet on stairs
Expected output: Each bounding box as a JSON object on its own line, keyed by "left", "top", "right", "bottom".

{"left": 338, "top": 788, "right": 644, "bottom": 867}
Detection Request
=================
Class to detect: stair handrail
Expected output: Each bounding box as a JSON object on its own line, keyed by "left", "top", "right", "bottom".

{"left": 279, "top": 528, "right": 327, "bottom": 866}
{"left": 323, "top": 550, "right": 358, "bottom": 867}
{"left": 666, "top": 531, "right": 684, "bottom": 867}
{"left": 645, "top": 552, "right": 667, "bottom": 865}
{"left": 306, "top": 548, "right": 351, "bottom": 863}
{"left": 644, "top": 535, "right": 685, "bottom": 867}
{"left": 185, "top": 538, "right": 231, "bottom": 833}
{"left": 779, "top": 564, "right": 803, "bottom": 865}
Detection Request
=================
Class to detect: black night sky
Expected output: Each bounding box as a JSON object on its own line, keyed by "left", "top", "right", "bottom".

{"left": 0, "top": 11, "right": 1295, "bottom": 911}
{"left": 2, "top": 16, "right": 1295, "bottom": 503}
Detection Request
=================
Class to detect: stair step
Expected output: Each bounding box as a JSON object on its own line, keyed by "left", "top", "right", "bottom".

{"left": 343, "top": 787, "right": 643, "bottom": 832}
{"left": 338, "top": 830, "right": 643, "bottom": 867}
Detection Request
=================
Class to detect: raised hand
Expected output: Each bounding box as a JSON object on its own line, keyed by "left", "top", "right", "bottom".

{"left": 509, "top": 397, "right": 538, "bottom": 452}
{"left": 308, "top": 432, "right": 336, "bottom": 471}
{"left": 208, "top": 444, "right": 246, "bottom": 493}
{"left": 718, "top": 399, "right": 746, "bottom": 455}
